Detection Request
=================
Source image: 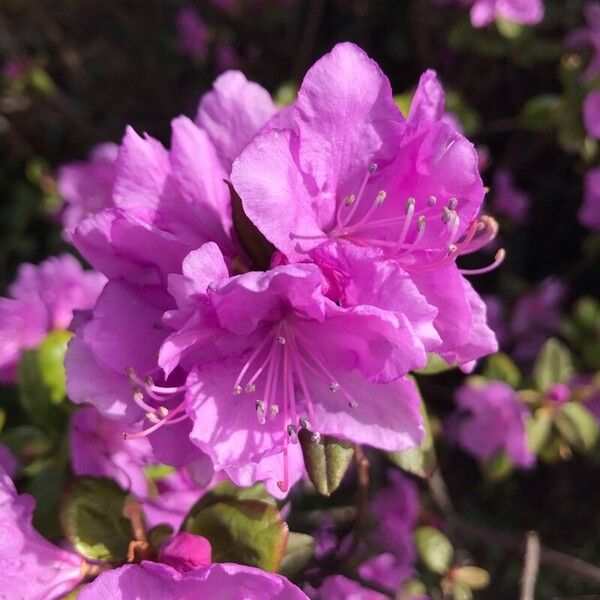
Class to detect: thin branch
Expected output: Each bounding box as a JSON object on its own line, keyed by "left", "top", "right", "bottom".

{"left": 452, "top": 518, "right": 600, "bottom": 586}
{"left": 520, "top": 531, "right": 541, "bottom": 600}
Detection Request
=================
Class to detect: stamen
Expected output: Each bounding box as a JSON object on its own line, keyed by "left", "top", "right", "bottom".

{"left": 459, "top": 249, "right": 506, "bottom": 275}
{"left": 448, "top": 197, "right": 458, "bottom": 210}
{"left": 337, "top": 163, "right": 379, "bottom": 228}
{"left": 329, "top": 382, "right": 340, "bottom": 392}
{"left": 311, "top": 432, "right": 322, "bottom": 444}
{"left": 123, "top": 404, "right": 186, "bottom": 440}
{"left": 428, "top": 195, "right": 437, "bottom": 207}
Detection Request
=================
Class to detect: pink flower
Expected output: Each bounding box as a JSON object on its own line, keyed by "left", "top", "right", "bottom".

{"left": 57, "top": 143, "right": 118, "bottom": 229}
{"left": 491, "top": 169, "right": 529, "bottom": 224}
{"left": 0, "top": 254, "right": 105, "bottom": 382}
{"left": 231, "top": 43, "right": 499, "bottom": 369}
{"left": 440, "top": 0, "right": 544, "bottom": 27}
{"left": 566, "top": 2, "right": 600, "bottom": 81}
{"left": 158, "top": 532, "right": 212, "bottom": 572}
{"left": 316, "top": 575, "right": 389, "bottom": 600}
{"left": 0, "top": 466, "right": 84, "bottom": 599}
{"left": 449, "top": 380, "right": 535, "bottom": 467}
{"left": 159, "top": 242, "right": 424, "bottom": 493}
{"left": 580, "top": 168, "right": 600, "bottom": 230}
{"left": 78, "top": 561, "right": 308, "bottom": 600}
{"left": 175, "top": 6, "right": 209, "bottom": 62}
{"left": 583, "top": 90, "right": 600, "bottom": 139}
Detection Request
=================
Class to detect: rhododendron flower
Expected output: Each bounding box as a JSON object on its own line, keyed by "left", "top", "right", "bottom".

{"left": 580, "top": 168, "right": 600, "bottom": 230}
{"left": 159, "top": 242, "right": 425, "bottom": 492}
{"left": 438, "top": 0, "right": 543, "bottom": 27}
{"left": 449, "top": 380, "right": 535, "bottom": 467}
{"left": 158, "top": 532, "right": 212, "bottom": 572}
{"left": 0, "top": 466, "right": 85, "bottom": 599}
{"left": 566, "top": 2, "right": 600, "bottom": 80}
{"left": 232, "top": 43, "right": 499, "bottom": 369}
{"left": 491, "top": 169, "right": 529, "bottom": 224}
{"left": 483, "top": 294, "right": 509, "bottom": 347}
{"left": 0, "top": 443, "right": 17, "bottom": 477}
{"left": 583, "top": 90, "right": 600, "bottom": 139}
{"left": 316, "top": 575, "right": 390, "bottom": 600}
{"left": 0, "top": 254, "right": 105, "bottom": 382}
{"left": 78, "top": 561, "right": 309, "bottom": 600}
{"left": 175, "top": 6, "right": 209, "bottom": 62}
{"left": 57, "top": 142, "right": 118, "bottom": 229}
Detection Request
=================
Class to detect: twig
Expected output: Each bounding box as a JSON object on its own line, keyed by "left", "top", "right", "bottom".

{"left": 452, "top": 518, "right": 600, "bottom": 586}
{"left": 520, "top": 531, "right": 541, "bottom": 600}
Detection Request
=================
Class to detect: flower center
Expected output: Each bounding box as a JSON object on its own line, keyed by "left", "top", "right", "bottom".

{"left": 231, "top": 320, "right": 358, "bottom": 492}
{"left": 330, "top": 162, "right": 504, "bottom": 275}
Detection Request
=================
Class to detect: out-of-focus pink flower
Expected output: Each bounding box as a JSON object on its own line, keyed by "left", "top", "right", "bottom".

{"left": 176, "top": 6, "right": 210, "bottom": 62}
{"left": 580, "top": 168, "right": 600, "bottom": 230}
{"left": 566, "top": 2, "right": 600, "bottom": 81}
{"left": 584, "top": 90, "right": 600, "bottom": 139}
{"left": 57, "top": 143, "right": 118, "bottom": 229}
{"left": 0, "top": 466, "right": 84, "bottom": 599}
{"left": 449, "top": 380, "right": 535, "bottom": 467}
{"left": 483, "top": 294, "right": 509, "bottom": 347}
{"left": 316, "top": 575, "right": 390, "bottom": 600}
{"left": 0, "top": 444, "right": 17, "bottom": 478}
{"left": 438, "top": 0, "right": 544, "bottom": 28}
{"left": 78, "top": 561, "right": 309, "bottom": 600}
{"left": 491, "top": 168, "right": 529, "bottom": 225}
{"left": 216, "top": 42, "right": 240, "bottom": 71}
{"left": 0, "top": 254, "right": 105, "bottom": 382}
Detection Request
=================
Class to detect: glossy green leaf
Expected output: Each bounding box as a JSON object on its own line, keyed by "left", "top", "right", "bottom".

{"left": 60, "top": 477, "right": 132, "bottom": 562}
{"left": 279, "top": 532, "right": 315, "bottom": 578}
{"left": 27, "top": 465, "right": 66, "bottom": 539}
{"left": 532, "top": 338, "right": 574, "bottom": 392}
{"left": 299, "top": 429, "right": 354, "bottom": 496}
{"left": 555, "top": 402, "right": 599, "bottom": 453}
{"left": 452, "top": 581, "right": 473, "bottom": 600}
{"left": 184, "top": 500, "right": 289, "bottom": 572}
{"left": 519, "top": 94, "right": 561, "bottom": 131}
{"left": 483, "top": 353, "right": 522, "bottom": 388}
{"left": 526, "top": 411, "right": 553, "bottom": 453}
{"left": 38, "top": 330, "right": 72, "bottom": 404}
{"left": 388, "top": 389, "right": 437, "bottom": 478}
{"left": 484, "top": 452, "right": 513, "bottom": 482}
{"left": 148, "top": 524, "right": 174, "bottom": 552}
{"left": 415, "top": 526, "right": 454, "bottom": 575}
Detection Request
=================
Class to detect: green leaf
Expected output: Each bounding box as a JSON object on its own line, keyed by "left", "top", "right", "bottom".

{"left": 452, "top": 566, "right": 490, "bottom": 589}
{"left": 415, "top": 353, "right": 454, "bottom": 375}
{"left": 38, "top": 330, "right": 72, "bottom": 404}
{"left": 298, "top": 429, "right": 354, "bottom": 496}
{"left": 519, "top": 94, "right": 561, "bottom": 131}
{"left": 452, "top": 581, "right": 473, "bottom": 600}
{"left": 414, "top": 526, "right": 454, "bottom": 575}
{"left": 484, "top": 452, "right": 514, "bottom": 482}
{"left": 279, "top": 532, "right": 315, "bottom": 578}
{"left": 184, "top": 500, "right": 289, "bottom": 572}
{"left": 148, "top": 524, "right": 174, "bottom": 552}
{"left": 532, "top": 338, "right": 574, "bottom": 392}
{"left": 483, "top": 353, "right": 522, "bottom": 388}
{"left": 185, "top": 481, "right": 276, "bottom": 521}
{"left": 61, "top": 584, "right": 86, "bottom": 599}
{"left": 60, "top": 477, "right": 132, "bottom": 562}
{"left": 388, "top": 388, "right": 437, "bottom": 478}
{"left": 495, "top": 15, "right": 523, "bottom": 39}
{"left": 27, "top": 465, "right": 66, "bottom": 539}
{"left": 0, "top": 424, "right": 52, "bottom": 460}
{"left": 555, "top": 402, "right": 599, "bottom": 453}
{"left": 526, "top": 411, "right": 553, "bottom": 453}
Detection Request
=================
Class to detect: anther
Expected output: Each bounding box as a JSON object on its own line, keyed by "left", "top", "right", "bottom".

{"left": 270, "top": 405, "right": 279, "bottom": 417}
{"left": 256, "top": 399, "right": 266, "bottom": 412}
{"left": 448, "top": 244, "right": 458, "bottom": 254}
{"left": 329, "top": 382, "right": 340, "bottom": 392}
{"left": 277, "top": 336, "right": 286, "bottom": 345}
{"left": 406, "top": 197, "right": 416, "bottom": 213}
{"left": 144, "top": 376, "right": 154, "bottom": 387}
{"left": 344, "top": 194, "right": 356, "bottom": 206}
{"left": 311, "top": 432, "right": 322, "bottom": 444}
{"left": 348, "top": 399, "right": 359, "bottom": 409}
{"left": 146, "top": 412, "right": 160, "bottom": 424}
{"left": 133, "top": 388, "right": 144, "bottom": 402}
{"left": 233, "top": 385, "right": 242, "bottom": 395}
{"left": 417, "top": 215, "right": 426, "bottom": 230}
{"left": 158, "top": 406, "right": 169, "bottom": 417}
{"left": 369, "top": 162, "right": 378, "bottom": 174}
{"left": 448, "top": 197, "right": 458, "bottom": 210}
{"left": 428, "top": 195, "right": 437, "bottom": 207}
{"left": 287, "top": 424, "right": 299, "bottom": 443}
{"left": 376, "top": 191, "right": 387, "bottom": 206}
{"left": 245, "top": 383, "right": 256, "bottom": 393}
{"left": 441, "top": 206, "right": 452, "bottom": 224}
{"left": 300, "top": 417, "right": 312, "bottom": 431}
{"left": 125, "top": 366, "right": 135, "bottom": 378}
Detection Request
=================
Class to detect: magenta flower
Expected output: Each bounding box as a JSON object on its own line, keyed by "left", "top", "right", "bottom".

{"left": 0, "top": 444, "right": 17, "bottom": 478}
{"left": 0, "top": 466, "right": 84, "bottom": 599}
{"left": 580, "top": 168, "right": 600, "bottom": 230}
{"left": 491, "top": 168, "right": 529, "bottom": 224}
{"left": 316, "top": 575, "right": 390, "bottom": 600}
{"left": 78, "top": 561, "right": 309, "bottom": 600}
{"left": 159, "top": 242, "right": 424, "bottom": 493}
{"left": 69, "top": 406, "right": 155, "bottom": 497}
{"left": 57, "top": 143, "right": 118, "bottom": 229}
{"left": 158, "top": 532, "right": 212, "bottom": 572}
{"left": 583, "top": 90, "right": 600, "bottom": 139}
{"left": 231, "top": 43, "right": 499, "bottom": 369}
{"left": 566, "top": 2, "right": 600, "bottom": 81}
{"left": 0, "top": 254, "right": 105, "bottom": 382}
{"left": 449, "top": 380, "right": 535, "bottom": 467}
{"left": 175, "top": 6, "right": 209, "bottom": 62}
{"left": 483, "top": 294, "right": 509, "bottom": 347}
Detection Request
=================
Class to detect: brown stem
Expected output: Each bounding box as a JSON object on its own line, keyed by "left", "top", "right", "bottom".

{"left": 520, "top": 531, "right": 541, "bottom": 600}
{"left": 123, "top": 498, "right": 152, "bottom": 563}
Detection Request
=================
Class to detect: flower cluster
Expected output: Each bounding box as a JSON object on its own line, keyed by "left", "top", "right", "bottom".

{"left": 438, "top": 0, "right": 544, "bottom": 28}
{"left": 63, "top": 42, "right": 499, "bottom": 498}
